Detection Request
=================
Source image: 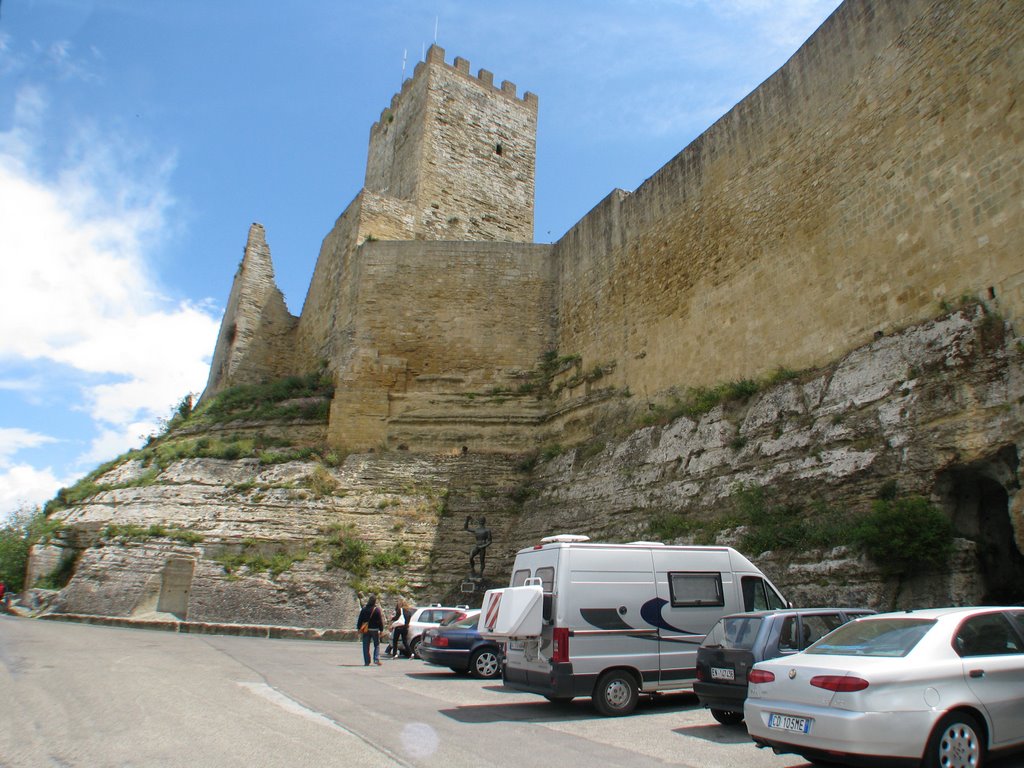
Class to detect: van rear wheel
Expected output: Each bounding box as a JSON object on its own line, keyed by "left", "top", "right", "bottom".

{"left": 593, "top": 670, "right": 639, "bottom": 716}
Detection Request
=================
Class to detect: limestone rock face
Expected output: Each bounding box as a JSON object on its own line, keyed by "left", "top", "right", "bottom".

{"left": 33, "top": 307, "right": 1024, "bottom": 626}
{"left": 513, "top": 306, "right": 1023, "bottom": 606}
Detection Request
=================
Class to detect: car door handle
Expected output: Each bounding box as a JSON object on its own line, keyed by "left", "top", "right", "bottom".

{"left": 969, "top": 669, "right": 985, "bottom": 678}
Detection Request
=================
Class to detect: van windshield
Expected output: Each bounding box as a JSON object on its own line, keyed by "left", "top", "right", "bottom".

{"left": 702, "top": 616, "right": 763, "bottom": 650}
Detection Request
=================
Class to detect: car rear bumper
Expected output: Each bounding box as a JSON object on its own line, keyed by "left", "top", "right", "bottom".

{"left": 419, "top": 647, "right": 470, "bottom": 670}
{"left": 693, "top": 680, "right": 746, "bottom": 712}
{"left": 745, "top": 699, "right": 932, "bottom": 764}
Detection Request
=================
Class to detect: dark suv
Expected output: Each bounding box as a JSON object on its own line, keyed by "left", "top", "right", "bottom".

{"left": 694, "top": 607, "right": 874, "bottom": 725}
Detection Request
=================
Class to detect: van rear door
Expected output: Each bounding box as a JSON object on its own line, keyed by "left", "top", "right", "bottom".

{"left": 503, "top": 548, "right": 560, "bottom": 679}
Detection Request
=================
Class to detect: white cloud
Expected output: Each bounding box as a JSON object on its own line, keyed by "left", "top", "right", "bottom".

{"left": 0, "top": 464, "right": 64, "bottom": 522}
{"left": 0, "top": 84, "right": 221, "bottom": 515}
{"left": 0, "top": 428, "right": 58, "bottom": 466}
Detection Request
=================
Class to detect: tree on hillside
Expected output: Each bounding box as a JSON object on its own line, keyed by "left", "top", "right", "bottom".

{"left": 0, "top": 507, "right": 51, "bottom": 592}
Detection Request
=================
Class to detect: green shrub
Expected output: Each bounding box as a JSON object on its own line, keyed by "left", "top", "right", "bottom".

{"left": 371, "top": 543, "right": 410, "bottom": 570}
{"left": 321, "top": 526, "right": 370, "bottom": 576}
{"left": 853, "top": 496, "right": 953, "bottom": 575}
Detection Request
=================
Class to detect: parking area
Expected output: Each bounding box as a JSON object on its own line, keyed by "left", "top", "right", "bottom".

{"left": 3, "top": 617, "right": 1022, "bottom": 767}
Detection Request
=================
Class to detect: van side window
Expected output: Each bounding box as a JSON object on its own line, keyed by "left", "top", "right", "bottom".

{"left": 512, "top": 569, "right": 530, "bottom": 587}
{"left": 742, "top": 576, "right": 785, "bottom": 611}
{"left": 536, "top": 566, "right": 556, "bottom": 622}
{"left": 668, "top": 572, "right": 724, "bottom": 607}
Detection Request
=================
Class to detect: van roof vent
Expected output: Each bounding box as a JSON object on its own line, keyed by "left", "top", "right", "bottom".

{"left": 540, "top": 534, "right": 591, "bottom": 543}
{"left": 626, "top": 541, "right": 667, "bottom": 546}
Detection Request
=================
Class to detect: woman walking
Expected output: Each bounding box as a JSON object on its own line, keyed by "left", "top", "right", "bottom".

{"left": 356, "top": 594, "right": 385, "bottom": 666}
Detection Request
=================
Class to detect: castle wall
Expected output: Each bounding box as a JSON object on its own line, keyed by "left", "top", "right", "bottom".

{"left": 328, "top": 240, "right": 557, "bottom": 450}
{"left": 293, "top": 195, "right": 364, "bottom": 369}
{"left": 554, "top": 0, "right": 1024, "bottom": 401}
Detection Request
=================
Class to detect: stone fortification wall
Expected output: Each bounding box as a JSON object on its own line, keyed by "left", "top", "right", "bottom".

{"left": 554, "top": 0, "right": 1023, "bottom": 403}
{"left": 365, "top": 45, "right": 538, "bottom": 243}
{"left": 328, "top": 240, "right": 557, "bottom": 450}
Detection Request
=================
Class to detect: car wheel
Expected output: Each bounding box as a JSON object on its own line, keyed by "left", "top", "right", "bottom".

{"left": 710, "top": 709, "right": 744, "bottom": 726}
{"left": 593, "top": 670, "right": 639, "bottom": 716}
{"left": 409, "top": 637, "right": 422, "bottom": 659}
{"left": 924, "top": 712, "right": 985, "bottom": 768}
{"left": 469, "top": 648, "right": 501, "bottom": 679}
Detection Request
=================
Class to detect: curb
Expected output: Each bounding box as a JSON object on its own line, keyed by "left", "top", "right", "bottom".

{"left": 37, "top": 612, "right": 356, "bottom": 641}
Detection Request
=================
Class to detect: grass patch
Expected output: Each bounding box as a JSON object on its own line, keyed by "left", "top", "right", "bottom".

{"left": 103, "top": 523, "right": 205, "bottom": 545}
{"left": 213, "top": 540, "right": 307, "bottom": 578}
{"left": 196, "top": 370, "right": 334, "bottom": 425}
{"left": 304, "top": 464, "right": 339, "bottom": 497}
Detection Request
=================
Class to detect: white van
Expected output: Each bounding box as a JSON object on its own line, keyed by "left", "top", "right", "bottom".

{"left": 479, "top": 535, "right": 787, "bottom": 716}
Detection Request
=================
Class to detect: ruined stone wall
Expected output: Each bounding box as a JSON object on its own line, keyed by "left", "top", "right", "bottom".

{"left": 203, "top": 224, "right": 298, "bottom": 399}
{"left": 555, "top": 0, "right": 1024, "bottom": 403}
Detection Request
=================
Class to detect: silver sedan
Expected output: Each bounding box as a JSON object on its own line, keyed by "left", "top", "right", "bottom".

{"left": 744, "top": 606, "right": 1024, "bottom": 767}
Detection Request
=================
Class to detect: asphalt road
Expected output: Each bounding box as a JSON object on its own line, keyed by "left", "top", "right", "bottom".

{"left": 1, "top": 616, "right": 1022, "bottom": 768}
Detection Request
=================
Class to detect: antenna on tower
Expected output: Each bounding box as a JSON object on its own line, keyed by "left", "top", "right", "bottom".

{"left": 434, "top": 16, "right": 438, "bottom": 44}
{"left": 401, "top": 48, "right": 407, "bottom": 85}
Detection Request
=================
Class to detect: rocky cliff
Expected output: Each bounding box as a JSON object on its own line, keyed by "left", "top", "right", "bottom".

{"left": 27, "top": 304, "right": 1024, "bottom": 628}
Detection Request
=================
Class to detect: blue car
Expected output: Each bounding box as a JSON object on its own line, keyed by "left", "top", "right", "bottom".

{"left": 418, "top": 613, "right": 504, "bottom": 679}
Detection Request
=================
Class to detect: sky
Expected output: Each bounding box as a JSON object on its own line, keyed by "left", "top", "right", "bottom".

{"left": 0, "top": 0, "right": 843, "bottom": 523}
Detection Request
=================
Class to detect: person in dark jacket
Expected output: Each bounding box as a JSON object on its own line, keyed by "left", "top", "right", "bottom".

{"left": 389, "top": 598, "right": 413, "bottom": 658}
{"left": 356, "top": 594, "right": 385, "bottom": 666}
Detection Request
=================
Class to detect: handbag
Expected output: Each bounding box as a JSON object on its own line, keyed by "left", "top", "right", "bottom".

{"left": 359, "top": 622, "right": 369, "bottom": 634}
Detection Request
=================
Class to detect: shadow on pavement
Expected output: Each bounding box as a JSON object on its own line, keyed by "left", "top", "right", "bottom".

{"left": 439, "top": 691, "right": 705, "bottom": 724}
{"left": 672, "top": 721, "right": 753, "bottom": 745}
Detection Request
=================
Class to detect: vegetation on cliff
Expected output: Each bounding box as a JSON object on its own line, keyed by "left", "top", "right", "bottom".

{"left": 0, "top": 508, "right": 64, "bottom": 591}
{"left": 645, "top": 482, "right": 955, "bottom": 578}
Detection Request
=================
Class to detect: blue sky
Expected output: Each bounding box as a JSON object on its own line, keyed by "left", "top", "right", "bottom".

{"left": 0, "top": 0, "right": 842, "bottom": 522}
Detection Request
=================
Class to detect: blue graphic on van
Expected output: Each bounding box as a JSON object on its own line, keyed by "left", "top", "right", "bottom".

{"left": 579, "top": 599, "right": 700, "bottom": 637}
{"left": 640, "top": 597, "right": 696, "bottom": 633}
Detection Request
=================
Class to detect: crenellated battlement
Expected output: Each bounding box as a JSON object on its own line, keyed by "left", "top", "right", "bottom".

{"left": 371, "top": 44, "right": 537, "bottom": 133}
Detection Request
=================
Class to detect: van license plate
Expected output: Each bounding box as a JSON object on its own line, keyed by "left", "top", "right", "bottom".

{"left": 768, "top": 713, "right": 811, "bottom": 734}
{"left": 508, "top": 640, "right": 524, "bottom": 651}
{"left": 710, "top": 667, "right": 735, "bottom": 681}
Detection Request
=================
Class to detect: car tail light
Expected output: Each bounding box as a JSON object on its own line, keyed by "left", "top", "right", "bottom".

{"left": 432, "top": 636, "right": 449, "bottom": 648}
{"left": 748, "top": 669, "right": 775, "bottom": 684}
{"left": 696, "top": 666, "right": 706, "bottom": 682}
{"left": 552, "top": 627, "right": 570, "bottom": 663}
{"left": 811, "top": 675, "right": 869, "bottom": 692}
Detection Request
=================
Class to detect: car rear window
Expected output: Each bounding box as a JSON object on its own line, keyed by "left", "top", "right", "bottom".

{"left": 702, "top": 616, "right": 763, "bottom": 650}
{"left": 806, "top": 617, "right": 935, "bottom": 657}
{"left": 449, "top": 614, "right": 478, "bottom": 629}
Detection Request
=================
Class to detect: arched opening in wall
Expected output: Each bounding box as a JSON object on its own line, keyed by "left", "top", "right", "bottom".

{"left": 157, "top": 557, "right": 195, "bottom": 620}
{"left": 935, "top": 445, "right": 1024, "bottom": 604}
